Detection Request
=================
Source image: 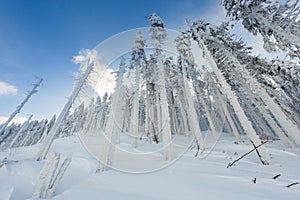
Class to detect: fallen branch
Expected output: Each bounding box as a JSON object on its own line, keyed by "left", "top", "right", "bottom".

{"left": 195, "top": 138, "right": 200, "bottom": 157}
{"left": 194, "top": 138, "right": 205, "bottom": 157}
{"left": 273, "top": 174, "right": 281, "bottom": 179}
{"left": 227, "top": 141, "right": 268, "bottom": 168}
{"left": 286, "top": 182, "right": 299, "bottom": 188}
{"left": 250, "top": 140, "right": 269, "bottom": 165}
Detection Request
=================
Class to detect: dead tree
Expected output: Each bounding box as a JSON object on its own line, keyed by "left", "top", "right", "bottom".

{"left": 36, "top": 60, "right": 94, "bottom": 161}
{"left": 33, "top": 153, "right": 72, "bottom": 198}
{"left": 0, "top": 78, "right": 43, "bottom": 140}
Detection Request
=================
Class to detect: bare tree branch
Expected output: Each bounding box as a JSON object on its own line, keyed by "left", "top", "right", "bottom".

{"left": 227, "top": 141, "right": 268, "bottom": 168}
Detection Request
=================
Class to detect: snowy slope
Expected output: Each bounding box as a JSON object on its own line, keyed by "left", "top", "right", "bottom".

{"left": 1, "top": 133, "right": 300, "bottom": 200}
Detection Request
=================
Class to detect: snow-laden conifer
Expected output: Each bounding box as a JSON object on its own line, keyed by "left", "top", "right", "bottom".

{"left": 223, "top": 0, "right": 300, "bottom": 58}
{"left": 148, "top": 13, "right": 174, "bottom": 159}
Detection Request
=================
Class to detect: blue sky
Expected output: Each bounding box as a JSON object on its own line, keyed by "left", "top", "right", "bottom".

{"left": 0, "top": 0, "right": 225, "bottom": 122}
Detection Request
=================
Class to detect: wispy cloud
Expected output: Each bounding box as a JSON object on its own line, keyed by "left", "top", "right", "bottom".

{"left": 0, "top": 116, "right": 27, "bottom": 125}
{"left": 73, "top": 48, "right": 116, "bottom": 99}
{"left": 72, "top": 49, "right": 99, "bottom": 65}
{"left": 94, "top": 66, "right": 116, "bottom": 97}
{"left": 0, "top": 81, "right": 18, "bottom": 96}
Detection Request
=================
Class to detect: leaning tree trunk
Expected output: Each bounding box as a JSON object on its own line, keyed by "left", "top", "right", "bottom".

{"left": 36, "top": 60, "right": 94, "bottom": 161}
{"left": 222, "top": 46, "right": 300, "bottom": 147}
{"left": 156, "top": 53, "right": 174, "bottom": 160}
{"left": 196, "top": 39, "right": 271, "bottom": 164}
{"left": 181, "top": 65, "right": 204, "bottom": 147}
{"left": 0, "top": 78, "right": 42, "bottom": 135}
{"left": 211, "top": 81, "right": 243, "bottom": 142}
{"left": 96, "top": 59, "right": 125, "bottom": 172}
{"left": 130, "top": 68, "right": 140, "bottom": 148}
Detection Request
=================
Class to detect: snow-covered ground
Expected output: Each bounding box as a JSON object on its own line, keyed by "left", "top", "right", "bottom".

{"left": 1, "top": 133, "right": 300, "bottom": 200}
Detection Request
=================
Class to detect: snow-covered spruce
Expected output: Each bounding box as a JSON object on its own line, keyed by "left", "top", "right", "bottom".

{"left": 191, "top": 20, "right": 300, "bottom": 147}
{"left": 223, "top": 0, "right": 300, "bottom": 59}
{"left": 175, "top": 31, "right": 204, "bottom": 146}
{"left": 148, "top": 13, "right": 174, "bottom": 160}
{"left": 190, "top": 21, "right": 271, "bottom": 164}
{"left": 129, "top": 31, "right": 147, "bottom": 148}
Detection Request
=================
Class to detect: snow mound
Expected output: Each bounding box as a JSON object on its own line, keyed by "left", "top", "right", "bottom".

{"left": 0, "top": 134, "right": 300, "bottom": 200}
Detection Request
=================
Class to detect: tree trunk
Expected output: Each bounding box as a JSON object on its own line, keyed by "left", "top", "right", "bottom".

{"left": 130, "top": 68, "right": 140, "bottom": 148}
{"left": 36, "top": 61, "right": 94, "bottom": 161}
{"left": 197, "top": 40, "right": 271, "bottom": 164}
{"left": 156, "top": 54, "right": 173, "bottom": 160}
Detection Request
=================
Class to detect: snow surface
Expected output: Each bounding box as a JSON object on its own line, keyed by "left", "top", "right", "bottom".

{"left": 1, "top": 133, "right": 300, "bottom": 200}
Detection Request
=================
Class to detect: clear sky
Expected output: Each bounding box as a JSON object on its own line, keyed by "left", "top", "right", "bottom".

{"left": 0, "top": 0, "right": 226, "bottom": 123}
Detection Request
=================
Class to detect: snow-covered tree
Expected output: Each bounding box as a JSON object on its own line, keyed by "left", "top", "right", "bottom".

{"left": 222, "top": 0, "right": 300, "bottom": 58}
{"left": 9, "top": 115, "right": 33, "bottom": 148}
{"left": 97, "top": 57, "right": 126, "bottom": 172}
{"left": 190, "top": 20, "right": 271, "bottom": 164}
{"left": 190, "top": 19, "right": 300, "bottom": 148}
{"left": 129, "top": 31, "right": 147, "bottom": 148}
{"left": 70, "top": 102, "right": 86, "bottom": 133}
{"left": 0, "top": 114, "right": 57, "bottom": 151}
{"left": 23, "top": 119, "right": 48, "bottom": 146}
{"left": 240, "top": 54, "right": 300, "bottom": 129}
{"left": 163, "top": 57, "right": 183, "bottom": 135}
{"left": 148, "top": 13, "right": 174, "bottom": 160}
{"left": 175, "top": 31, "right": 204, "bottom": 146}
